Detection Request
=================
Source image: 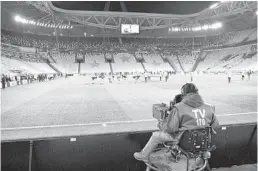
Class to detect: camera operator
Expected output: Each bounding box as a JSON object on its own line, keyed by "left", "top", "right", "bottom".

{"left": 134, "top": 83, "right": 219, "bottom": 162}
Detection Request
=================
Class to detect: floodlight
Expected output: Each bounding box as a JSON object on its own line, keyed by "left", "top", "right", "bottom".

{"left": 211, "top": 22, "right": 222, "bottom": 29}
{"left": 202, "top": 25, "right": 209, "bottom": 30}
{"left": 195, "top": 27, "right": 201, "bottom": 31}
{"left": 256, "top": 11, "right": 258, "bottom": 15}
{"left": 71, "top": 26, "right": 73, "bottom": 28}
{"left": 14, "top": 15, "right": 21, "bottom": 22}
{"left": 209, "top": 3, "right": 218, "bottom": 9}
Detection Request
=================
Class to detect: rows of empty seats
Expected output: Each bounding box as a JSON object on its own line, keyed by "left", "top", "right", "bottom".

{"left": 51, "top": 52, "right": 78, "bottom": 74}
{"left": 1, "top": 28, "right": 257, "bottom": 75}
{"left": 112, "top": 53, "right": 143, "bottom": 72}
{"left": 1, "top": 56, "right": 55, "bottom": 74}
{"left": 80, "top": 53, "right": 110, "bottom": 73}
{"left": 166, "top": 54, "right": 184, "bottom": 73}
{"left": 177, "top": 51, "right": 200, "bottom": 72}
{"left": 226, "top": 29, "right": 257, "bottom": 45}
{"left": 2, "top": 28, "right": 257, "bottom": 51}
{"left": 197, "top": 44, "right": 257, "bottom": 71}
{"left": 142, "top": 53, "right": 172, "bottom": 72}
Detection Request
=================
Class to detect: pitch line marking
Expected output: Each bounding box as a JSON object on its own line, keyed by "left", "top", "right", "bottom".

{"left": 2, "top": 112, "right": 257, "bottom": 131}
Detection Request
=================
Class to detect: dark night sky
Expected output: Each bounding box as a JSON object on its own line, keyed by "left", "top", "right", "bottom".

{"left": 52, "top": 1, "right": 217, "bottom": 15}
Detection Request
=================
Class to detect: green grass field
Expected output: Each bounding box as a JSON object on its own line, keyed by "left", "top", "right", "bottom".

{"left": 2, "top": 74, "right": 257, "bottom": 129}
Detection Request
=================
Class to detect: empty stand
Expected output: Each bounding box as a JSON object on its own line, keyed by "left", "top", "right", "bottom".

{"left": 1, "top": 56, "right": 55, "bottom": 74}
{"left": 112, "top": 53, "right": 143, "bottom": 72}
{"left": 143, "top": 53, "right": 172, "bottom": 72}
{"left": 81, "top": 53, "right": 110, "bottom": 73}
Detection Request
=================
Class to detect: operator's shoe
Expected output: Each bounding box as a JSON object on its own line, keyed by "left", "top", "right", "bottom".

{"left": 134, "top": 152, "right": 149, "bottom": 163}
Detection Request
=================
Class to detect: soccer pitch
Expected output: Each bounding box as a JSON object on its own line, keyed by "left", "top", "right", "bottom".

{"left": 1, "top": 74, "right": 257, "bottom": 140}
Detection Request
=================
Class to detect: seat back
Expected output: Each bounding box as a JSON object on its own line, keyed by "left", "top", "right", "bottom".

{"left": 178, "top": 127, "right": 212, "bottom": 154}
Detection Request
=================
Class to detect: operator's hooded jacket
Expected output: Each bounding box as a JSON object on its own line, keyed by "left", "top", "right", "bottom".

{"left": 158, "top": 93, "right": 219, "bottom": 136}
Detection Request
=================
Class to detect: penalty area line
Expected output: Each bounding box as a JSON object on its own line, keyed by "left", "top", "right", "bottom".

{"left": 2, "top": 112, "right": 257, "bottom": 131}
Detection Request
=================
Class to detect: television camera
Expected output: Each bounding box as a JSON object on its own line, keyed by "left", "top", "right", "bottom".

{"left": 152, "top": 94, "right": 183, "bottom": 120}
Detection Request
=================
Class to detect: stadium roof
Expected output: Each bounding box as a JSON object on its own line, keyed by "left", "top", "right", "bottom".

{"left": 51, "top": 1, "right": 217, "bottom": 15}
{"left": 1, "top": 1, "right": 257, "bottom": 38}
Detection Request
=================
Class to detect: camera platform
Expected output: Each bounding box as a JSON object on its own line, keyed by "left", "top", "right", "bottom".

{"left": 146, "top": 148, "right": 198, "bottom": 171}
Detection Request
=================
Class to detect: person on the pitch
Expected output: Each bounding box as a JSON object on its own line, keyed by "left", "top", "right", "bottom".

{"left": 165, "top": 71, "right": 169, "bottom": 82}
{"left": 241, "top": 71, "right": 245, "bottom": 81}
{"left": 134, "top": 83, "right": 219, "bottom": 163}
{"left": 227, "top": 71, "right": 232, "bottom": 83}
{"left": 144, "top": 72, "right": 148, "bottom": 83}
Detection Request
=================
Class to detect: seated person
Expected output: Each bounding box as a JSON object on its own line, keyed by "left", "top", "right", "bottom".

{"left": 134, "top": 83, "right": 219, "bottom": 162}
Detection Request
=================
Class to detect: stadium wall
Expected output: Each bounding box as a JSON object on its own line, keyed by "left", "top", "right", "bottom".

{"left": 1, "top": 122, "right": 256, "bottom": 171}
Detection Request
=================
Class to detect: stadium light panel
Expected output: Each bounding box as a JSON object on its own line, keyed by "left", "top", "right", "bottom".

{"left": 14, "top": 15, "right": 21, "bottom": 22}
{"left": 211, "top": 22, "right": 222, "bottom": 29}
{"left": 202, "top": 25, "right": 208, "bottom": 30}
{"left": 196, "top": 27, "right": 201, "bottom": 31}
{"left": 23, "top": 19, "right": 28, "bottom": 24}
{"left": 209, "top": 3, "right": 218, "bottom": 9}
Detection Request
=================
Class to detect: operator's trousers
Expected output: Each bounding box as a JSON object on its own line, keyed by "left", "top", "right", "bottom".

{"left": 141, "top": 131, "right": 203, "bottom": 167}
{"left": 141, "top": 131, "right": 181, "bottom": 157}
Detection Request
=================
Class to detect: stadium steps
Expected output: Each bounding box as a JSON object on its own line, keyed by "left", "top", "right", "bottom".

{"left": 176, "top": 54, "right": 185, "bottom": 73}
{"left": 46, "top": 61, "right": 60, "bottom": 73}
{"left": 192, "top": 50, "right": 204, "bottom": 72}
{"left": 108, "top": 62, "right": 114, "bottom": 75}
{"left": 166, "top": 57, "right": 177, "bottom": 72}
{"left": 140, "top": 62, "right": 147, "bottom": 72}
{"left": 159, "top": 53, "right": 177, "bottom": 72}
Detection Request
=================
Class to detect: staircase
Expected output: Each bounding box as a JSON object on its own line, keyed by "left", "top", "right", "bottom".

{"left": 192, "top": 50, "right": 204, "bottom": 72}
{"left": 159, "top": 54, "right": 177, "bottom": 72}
{"left": 140, "top": 62, "right": 147, "bottom": 72}
{"left": 176, "top": 55, "right": 185, "bottom": 73}
{"left": 166, "top": 58, "right": 177, "bottom": 72}
{"left": 109, "top": 62, "right": 114, "bottom": 75}
{"left": 45, "top": 60, "right": 61, "bottom": 73}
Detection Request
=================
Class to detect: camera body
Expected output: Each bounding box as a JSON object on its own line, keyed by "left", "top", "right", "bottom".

{"left": 152, "top": 103, "right": 170, "bottom": 120}
{"left": 152, "top": 94, "right": 183, "bottom": 120}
